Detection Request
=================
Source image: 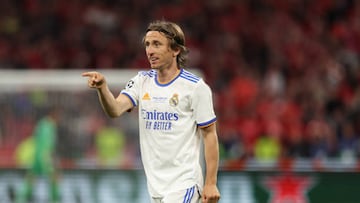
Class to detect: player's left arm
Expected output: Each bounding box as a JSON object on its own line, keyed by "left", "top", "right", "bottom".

{"left": 200, "top": 122, "right": 221, "bottom": 203}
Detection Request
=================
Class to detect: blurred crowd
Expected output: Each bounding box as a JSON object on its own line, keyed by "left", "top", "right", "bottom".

{"left": 1, "top": 0, "right": 360, "bottom": 168}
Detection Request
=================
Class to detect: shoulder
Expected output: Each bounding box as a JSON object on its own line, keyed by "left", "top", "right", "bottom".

{"left": 178, "top": 69, "right": 202, "bottom": 84}
{"left": 177, "top": 70, "right": 214, "bottom": 97}
{"left": 128, "top": 70, "right": 156, "bottom": 86}
{"left": 138, "top": 69, "right": 156, "bottom": 78}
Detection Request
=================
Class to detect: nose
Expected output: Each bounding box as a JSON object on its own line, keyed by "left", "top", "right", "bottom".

{"left": 146, "top": 46, "right": 154, "bottom": 56}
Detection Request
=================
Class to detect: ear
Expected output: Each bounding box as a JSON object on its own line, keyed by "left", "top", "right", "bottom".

{"left": 173, "top": 48, "right": 181, "bottom": 57}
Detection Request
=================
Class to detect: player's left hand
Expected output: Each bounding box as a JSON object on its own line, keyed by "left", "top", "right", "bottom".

{"left": 202, "top": 184, "right": 220, "bottom": 203}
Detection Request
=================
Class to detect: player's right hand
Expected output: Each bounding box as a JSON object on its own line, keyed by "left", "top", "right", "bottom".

{"left": 82, "top": 71, "right": 106, "bottom": 89}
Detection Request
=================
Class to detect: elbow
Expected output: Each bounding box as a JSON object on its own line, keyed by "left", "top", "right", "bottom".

{"left": 106, "top": 109, "right": 122, "bottom": 118}
{"left": 106, "top": 107, "right": 129, "bottom": 118}
{"left": 108, "top": 113, "right": 119, "bottom": 118}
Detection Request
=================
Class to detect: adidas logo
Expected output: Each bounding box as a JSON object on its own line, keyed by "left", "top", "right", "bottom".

{"left": 142, "top": 92, "right": 151, "bottom": 100}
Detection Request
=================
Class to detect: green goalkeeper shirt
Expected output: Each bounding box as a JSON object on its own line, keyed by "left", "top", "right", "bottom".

{"left": 31, "top": 116, "right": 57, "bottom": 175}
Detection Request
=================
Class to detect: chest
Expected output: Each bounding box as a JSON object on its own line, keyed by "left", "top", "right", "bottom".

{"left": 139, "top": 81, "right": 192, "bottom": 112}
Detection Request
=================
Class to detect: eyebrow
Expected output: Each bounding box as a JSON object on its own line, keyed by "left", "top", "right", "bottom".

{"left": 143, "top": 38, "right": 164, "bottom": 48}
{"left": 144, "top": 38, "right": 162, "bottom": 43}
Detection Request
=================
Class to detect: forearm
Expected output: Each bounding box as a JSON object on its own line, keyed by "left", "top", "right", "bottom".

{"left": 97, "top": 85, "right": 122, "bottom": 117}
{"left": 82, "top": 71, "right": 124, "bottom": 117}
{"left": 202, "top": 125, "right": 220, "bottom": 185}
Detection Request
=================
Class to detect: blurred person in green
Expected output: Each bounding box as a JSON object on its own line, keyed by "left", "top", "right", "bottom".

{"left": 254, "top": 134, "right": 281, "bottom": 162}
{"left": 254, "top": 121, "right": 282, "bottom": 163}
{"left": 95, "top": 123, "right": 125, "bottom": 167}
{"left": 16, "top": 106, "right": 61, "bottom": 203}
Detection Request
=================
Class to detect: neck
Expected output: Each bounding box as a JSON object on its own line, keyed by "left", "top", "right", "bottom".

{"left": 157, "top": 67, "right": 181, "bottom": 84}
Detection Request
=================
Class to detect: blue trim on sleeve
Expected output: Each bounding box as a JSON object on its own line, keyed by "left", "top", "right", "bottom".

{"left": 121, "top": 92, "right": 137, "bottom": 107}
{"left": 197, "top": 117, "right": 217, "bottom": 127}
{"left": 180, "top": 70, "right": 200, "bottom": 83}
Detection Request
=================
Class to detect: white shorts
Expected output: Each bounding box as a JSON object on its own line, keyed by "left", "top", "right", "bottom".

{"left": 151, "top": 185, "right": 201, "bottom": 203}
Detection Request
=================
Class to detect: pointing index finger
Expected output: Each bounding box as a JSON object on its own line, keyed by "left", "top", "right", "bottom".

{"left": 81, "top": 71, "right": 97, "bottom": 78}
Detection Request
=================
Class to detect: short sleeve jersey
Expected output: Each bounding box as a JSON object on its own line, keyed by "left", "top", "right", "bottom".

{"left": 120, "top": 69, "right": 216, "bottom": 197}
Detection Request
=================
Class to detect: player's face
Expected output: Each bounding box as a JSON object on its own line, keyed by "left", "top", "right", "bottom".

{"left": 144, "top": 31, "right": 179, "bottom": 70}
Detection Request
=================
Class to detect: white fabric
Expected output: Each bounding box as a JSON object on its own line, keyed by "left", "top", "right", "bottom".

{"left": 120, "top": 69, "right": 216, "bottom": 197}
{"left": 150, "top": 185, "right": 201, "bottom": 203}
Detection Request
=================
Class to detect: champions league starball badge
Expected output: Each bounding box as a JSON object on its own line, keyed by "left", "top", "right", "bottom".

{"left": 169, "top": 93, "right": 179, "bottom": 107}
{"left": 126, "top": 80, "right": 135, "bottom": 89}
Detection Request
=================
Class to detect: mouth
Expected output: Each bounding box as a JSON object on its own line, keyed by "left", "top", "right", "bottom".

{"left": 149, "top": 57, "right": 159, "bottom": 65}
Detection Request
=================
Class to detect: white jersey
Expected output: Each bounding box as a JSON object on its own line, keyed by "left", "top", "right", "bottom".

{"left": 120, "top": 69, "right": 216, "bottom": 197}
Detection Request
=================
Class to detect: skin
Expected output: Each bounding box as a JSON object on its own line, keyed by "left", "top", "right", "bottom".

{"left": 82, "top": 30, "right": 220, "bottom": 203}
{"left": 144, "top": 31, "right": 181, "bottom": 83}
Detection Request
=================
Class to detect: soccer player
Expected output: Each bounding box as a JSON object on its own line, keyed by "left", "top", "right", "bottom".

{"left": 16, "top": 107, "right": 61, "bottom": 203}
{"left": 82, "top": 20, "right": 220, "bottom": 203}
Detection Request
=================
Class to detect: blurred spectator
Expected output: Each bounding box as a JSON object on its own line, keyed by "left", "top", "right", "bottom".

{"left": 338, "top": 121, "right": 360, "bottom": 163}
{"left": 254, "top": 133, "right": 281, "bottom": 163}
{"left": 217, "top": 108, "right": 244, "bottom": 161}
{"left": 95, "top": 121, "right": 125, "bottom": 167}
{"left": 254, "top": 119, "right": 282, "bottom": 163}
{"left": 282, "top": 124, "right": 308, "bottom": 158}
{"left": 304, "top": 110, "right": 338, "bottom": 159}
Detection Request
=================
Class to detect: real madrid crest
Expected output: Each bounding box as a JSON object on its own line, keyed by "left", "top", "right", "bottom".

{"left": 169, "top": 93, "right": 179, "bottom": 107}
